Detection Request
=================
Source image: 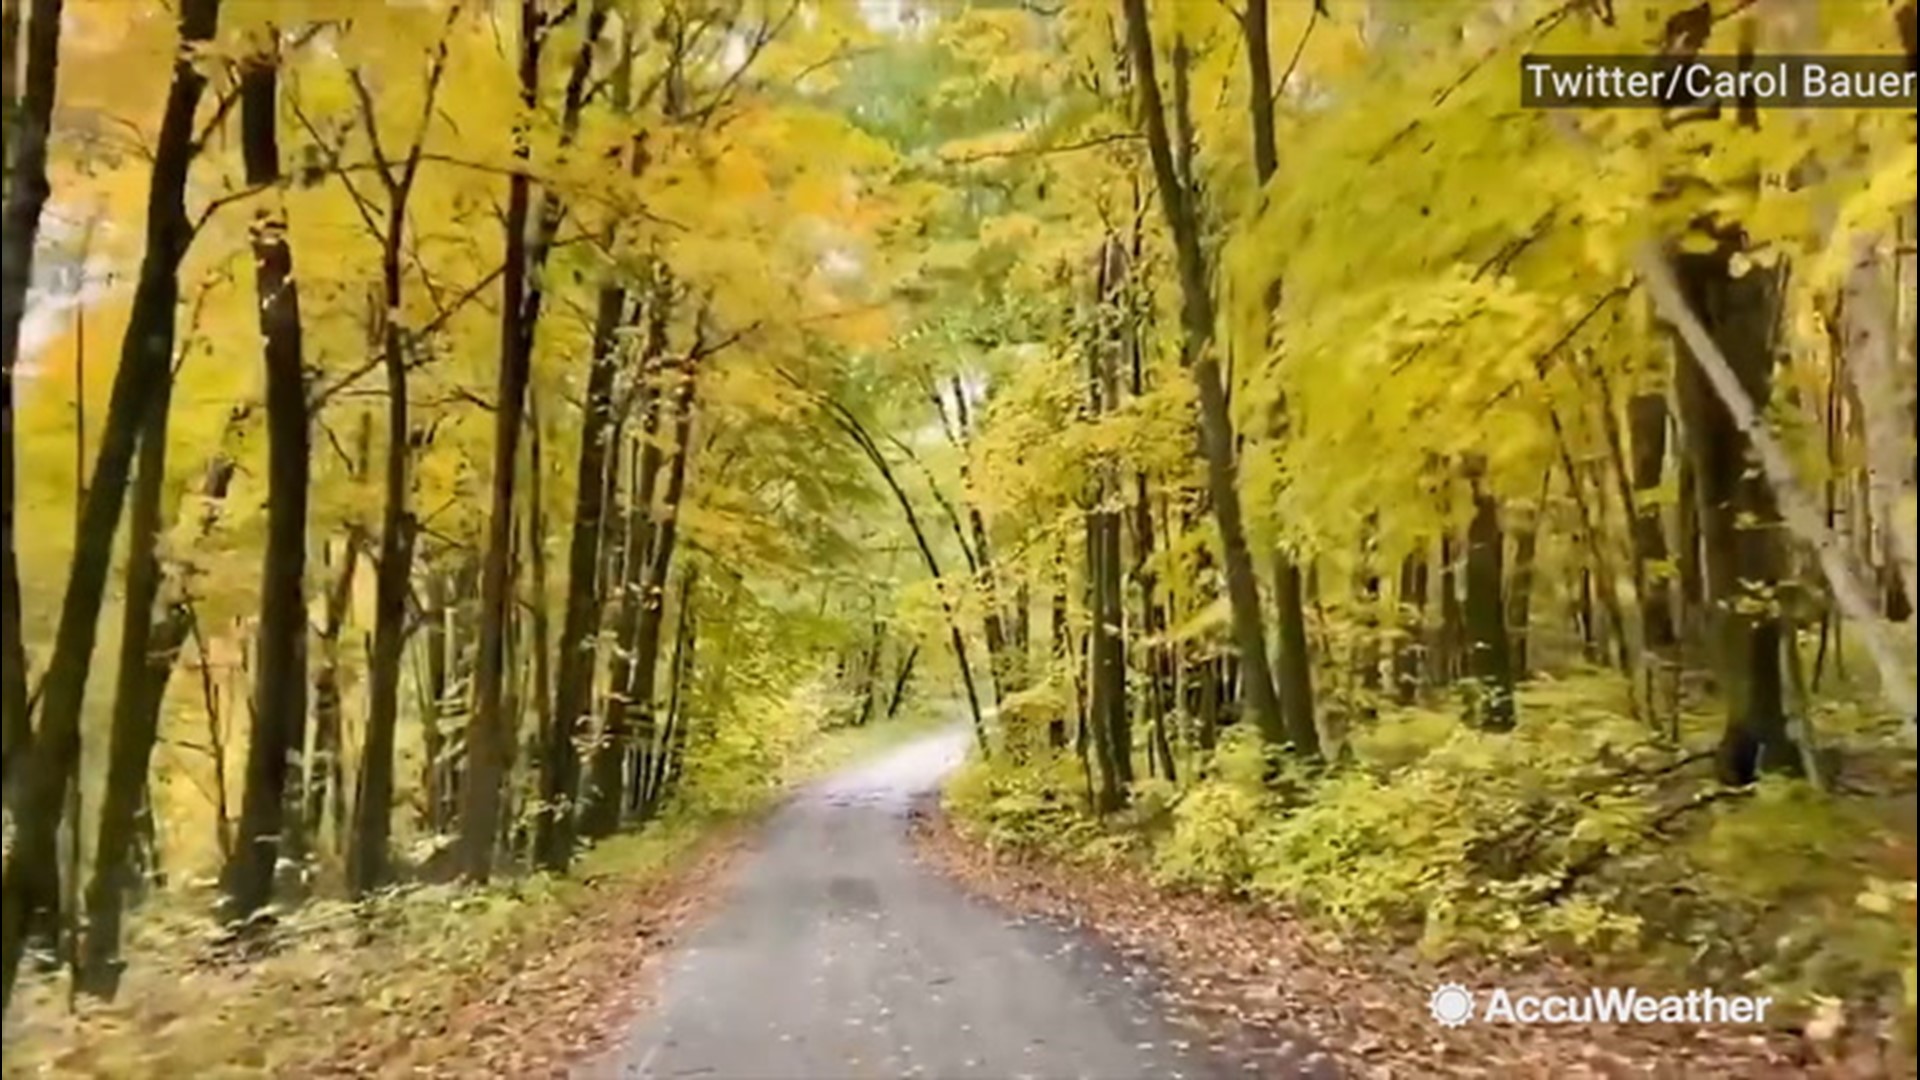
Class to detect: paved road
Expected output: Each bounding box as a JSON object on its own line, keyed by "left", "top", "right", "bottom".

{"left": 589, "top": 727, "right": 1246, "bottom": 1080}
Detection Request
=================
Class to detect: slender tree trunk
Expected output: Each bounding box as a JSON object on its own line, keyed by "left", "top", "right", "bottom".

{"left": 647, "top": 566, "right": 698, "bottom": 810}
{"left": 1, "top": 0, "right": 218, "bottom": 1009}
{"left": 1242, "top": 0, "right": 1319, "bottom": 757}
{"left": 1085, "top": 239, "right": 1130, "bottom": 811}
{"left": 80, "top": 447, "right": 234, "bottom": 999}
{"left": 581, "top": 284, "right": 669, "bottom": 839}
{"left": 626, "top": 352, "right": 700, "bottom": 819}
{"left": 308, "top": 534, "right": 358, "bottom": 856}
{"left": 885, "top": 645, "right": 919, "bottom": 720}
{"left": 0, "top": 0, "right": 59, "bottom": 792}
{"left": 347, "top": 0, "right": 452, "bottom": 899}
{"left": 524, "top": 388, "right": 556, "bottom": 854}
{"left": 75, "top": 384, "right": 172, "bottom": 998}
{"left": 1437, "top": 533, "right": 1464, "bottom": 685}
{"left": 1677, "top": 455, "right": 1704, "bottom": 639}
{"left": 462, "top": 0, "right": 545, "bottom": 882}
{"left": 225, "top": 49, "right": 313, "bottom": 923}
{"left": 1463, "top": 458, "right": 1516, "bottom": 730}
{"left": 820, "top": 392, "right": 989, "bottom": 757}
{"left": 947, "top": 378, "right": 1015, "bottom": 704}
{"left": 1506, "top": 478, "right": 1546, "bottom": 679}
{"left": 1048, "top": 575, "right": 1069, "bottom": 750}
{"left": 1122, "top": 0, "right": 1307, "bottom": 758}
{"left": 1628, "top": 394, "right": 1679, "bottom": 649}
{"left": 534, "top": 283, "right": 623, "bottom": 870}
{"left": 1394, "top": 549, "right": 1429, "bottom": 703}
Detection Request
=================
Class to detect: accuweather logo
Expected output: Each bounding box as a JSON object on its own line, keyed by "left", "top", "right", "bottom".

{"left": 1428, "top": 984, "right": 1773, "bottom": 1026}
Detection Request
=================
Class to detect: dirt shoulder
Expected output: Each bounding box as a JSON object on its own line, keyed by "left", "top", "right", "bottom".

{"left": 309, "top": 829, "right": 747, "bottom": 1078}
{"left": 911, "top": 802, "right": 1897, "bottom": 1080}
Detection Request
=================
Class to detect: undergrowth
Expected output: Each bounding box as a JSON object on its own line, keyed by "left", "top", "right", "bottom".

{"left": 1, "top": 688, "right": 953, "bottom": 1078}
{"left": 944, "top": 673, "right": 1918, "bottom": 1043}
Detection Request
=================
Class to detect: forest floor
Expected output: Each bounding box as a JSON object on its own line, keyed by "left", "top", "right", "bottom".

{"left": 914, "top": 806, "right": 1859, "bottom": 1080}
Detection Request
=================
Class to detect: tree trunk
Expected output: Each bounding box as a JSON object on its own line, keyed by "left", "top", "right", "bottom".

{"left": 462, "top": 0, "right": 545, "bottom": 882}
{"left": 0, "top": 0, "right": 60, "bottom": 792}
{"left": 1086, "top": 239, "right": 1130, "bottom": 811}
{"left": 1242, "top": 0, "right": 1319, "bottom": 757}
{"left": 1121, "top": 0, "right": 1307, "bottom": 758}
{"left": 1048, "top": 576, "right": 1069, "bottom": 750}
{"left": 224, "top": 49, "right": 312, "bottom": 923}
{"left": 76, "top": 385, "right": 173, "bottom": 998}
{"left": 581, "top": 284, "right": 669, "bottom": 840}
{"left": 1670, "top": 240, "right": 1800, "bottom": 784}
{"left": 885, "top": 645, "right": 919, "bottom": 720}
{"left": 647, "top": 566, "right": 698, "bottom": 809}
{"left": 80, "top": 446, "right": 234, "bottom": 999}
{"left": 1628, "top": 393, "right": 1679, "bottom": 650}
{"left": 948, "top": 378, "right": 1016, "bottom": 704}
{"left": 1840, "top": 236, "right": 1918, "bottom": 618}
{"left": 1, "top": 0, "right": 218, "bottom": 1009}
{"left": 1506, "top": 482, "right": 1543, "bottom": 680}
{"left": 524, "top": 388, "right": 555, "bottom": 858}
{"left": 626, "top": 352, "right": 700, "bottom": 820}
{"left": 307, "top": 534, "right": 358, "bottom": 857}
{"left": 1463, "top": 458, "right": 1516, "bottom": 730}
{"left": 1436, "top": 533, "right": 1464, "bottom": 685}
{"left": 534, "top": 283, "right": 623, "bottom": 870}
{"left": 1394, "top": 549, "right": 1429, "bottom": 703}
{"left": 347, "top": 0, "right": 453, "bottom": 898}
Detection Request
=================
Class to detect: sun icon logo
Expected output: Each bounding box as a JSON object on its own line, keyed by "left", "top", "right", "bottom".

{"left": 1429, "top": 983, "right": 1475, "bottom": 1027}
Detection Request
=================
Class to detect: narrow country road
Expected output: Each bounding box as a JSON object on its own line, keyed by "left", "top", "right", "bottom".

{"left": 589, "top": 727, "right": 1242, "bottom": 1080}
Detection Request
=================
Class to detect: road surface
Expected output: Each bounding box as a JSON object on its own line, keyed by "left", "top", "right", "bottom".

{"left": 589, "top": 727, "right": 1257, "bottom": 1079}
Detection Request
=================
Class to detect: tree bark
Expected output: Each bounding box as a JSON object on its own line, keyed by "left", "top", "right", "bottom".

{"left": 885, "top": 644, "right": 919, "bottom": 720}
{"left": 0, "top": 0, "right": 59, "bottom": 792}
{"left": 1506, "top": 523, "right": 1538, "bottom": 680}
{"left": 1666, "top": 240, "right": 1801, "bottom": 782}
{"left": 308, "top": 534, "right": 358, "bottom": 856}
{"left": 1628, "top": 393, "right": 1679, "bottom": 649}
{"left": 627, "top": 351, "right": 700, "bottom": 820}
{"left": 1121, "top": 0, "right": 1307, "bottom": 758}
{"left": 462, "top": 0, "right": 546, "bottom": 882}
{"left": 1, "top": 0, "right": 218, "bottom": 1009}
{"left": 534, "top": 284, "right": 623, "bottom": 869}
{"left": 224, "top": 48, "right": 312, "bottom": 923}
{"left": 581, "top": 284, "right": 670, "bottom": 839}
{"left": 80, "top": 444, "right": 235, "bottom": 999}
{"left": 1086, "top": 239, "right": 1130, "bottom": 811}
{"left": 347, "top": 0, "right": 452, "bottom": 899}
{"left": 1394, "top": 549, "right": 1428, "bottom": 703}
{"left": 1463, "top": 458, "right": 1516, "bottom": 730}
{"left": 76, "top": 384, "right": 173, "bottom": 998}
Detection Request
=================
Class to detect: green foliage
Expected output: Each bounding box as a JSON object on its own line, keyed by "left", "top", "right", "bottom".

{"left": 943, "top": 753, "right": 1098, "bottom": 856}
{"left": 1151, "top": 772, "right": 1262, "bottom": 894}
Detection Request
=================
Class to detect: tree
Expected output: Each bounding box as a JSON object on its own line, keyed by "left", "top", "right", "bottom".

{"left": 0, "top": 0, "right": 61, "bottom": 791}
{"left": 1, "top": 0, "right": 219, "bottom": 1008}
{"left": 1119, "top": 0, "right": 1307, "bottom": 760}
{"left": 223, "top": 38, "right": 313, "bottom": 923}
